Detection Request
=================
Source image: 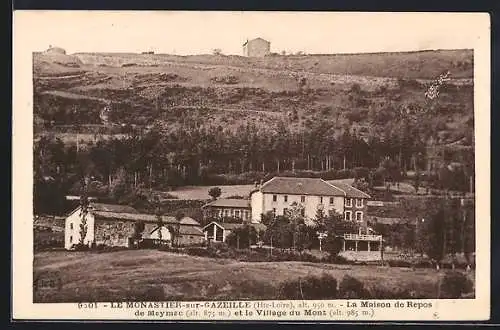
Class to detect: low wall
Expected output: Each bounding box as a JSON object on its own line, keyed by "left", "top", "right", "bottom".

{"left": 339, "top": 251, "right": 382, "bottom": 262}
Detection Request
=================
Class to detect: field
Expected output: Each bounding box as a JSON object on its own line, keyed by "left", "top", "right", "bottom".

{"left": 34, "top": 49, "right": 474, "bottom": 145}
{"left": 33, "top": 250, "right": 474, "bottom": 302}
{"left": 167, "top": 179, "right": 356, "bottom": 200}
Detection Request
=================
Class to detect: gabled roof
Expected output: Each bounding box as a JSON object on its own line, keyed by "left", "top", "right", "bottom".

{"left": 179, "top": 225, "right": 205, "bottom": 236}
{"left": 179, "top": 216, "right": 201, "bottom": 226}
{"left": 202, "top": 221, "right": 267, "bottom": 232}
{"left": 330, "top": 182, "right": 371, "bottom": 199}
{"left": 259, "top": 177, "right": 346, "bottom": 196}
{"left": 202, "top": 199, "right": 251, "bottom": 209}
{"left": 93, "top": 211, "right": 178, "bottom": 224}
{"left": 149, "top": 223, "right": 204, "bottom": 236}
{"left": 243, "top": 37, "right": 270, "bottom": 46}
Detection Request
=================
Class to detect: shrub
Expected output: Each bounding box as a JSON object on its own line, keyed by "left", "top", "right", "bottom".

{"left": 277, "top": 274, "right": 338, "bottom": 299}
{"left": 338, "top": 275, "right": 368, "bottom": 298}
{"left": 325, "top": 254, "right": 350, "bottom": 265}
{"left": 439, "top": 271, "right": 474, "bottom": 298}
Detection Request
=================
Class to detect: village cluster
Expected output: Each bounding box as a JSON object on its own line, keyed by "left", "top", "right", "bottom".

{"left": 65, "top": 176, "right": 383, "bottom": 257}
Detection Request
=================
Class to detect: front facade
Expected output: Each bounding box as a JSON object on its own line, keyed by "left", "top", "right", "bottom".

{"left": 242, "top": 38, "right": 271, "bottom": 57}
{"left": 249, "top": 177, "right": 371, "bottom": 227}
{"left": 202, "top": 221, "right": 267, "bottom": 243}
{"left": 202, "top": 199, "right": 251, "bottom": 222}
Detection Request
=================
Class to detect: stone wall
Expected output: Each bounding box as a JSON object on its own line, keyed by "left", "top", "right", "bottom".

{"left": 178, "top": 234, "right": 205, "bottom": 246}
{"left": 94, "top": 219, "right": 136, "bottom": 247}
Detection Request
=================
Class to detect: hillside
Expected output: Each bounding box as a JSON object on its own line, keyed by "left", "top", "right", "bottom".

{"left": 33, "top": 49, "right": 474, "bottom": 146}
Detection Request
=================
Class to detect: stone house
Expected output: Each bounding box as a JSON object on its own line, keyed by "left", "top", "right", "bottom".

{"left": 64, "top": 203, "right": 204, "bottom": 249}
{"left": 242, "top": 38, "right": 271, "bottom": 57}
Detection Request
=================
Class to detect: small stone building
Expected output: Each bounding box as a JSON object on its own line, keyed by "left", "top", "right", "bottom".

{"left": 242, "top": 38, "right": 271, "bottom": 57}
{"left": 64, "top": 203, "right": 204, "bottom": 249}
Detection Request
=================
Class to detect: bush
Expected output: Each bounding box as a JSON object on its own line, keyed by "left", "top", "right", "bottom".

{"left": 338, "top": 275, "right": 368, "bottom": 298}
{"left": 277, "top": 274, "right": 338, "bottom": 299}
{"left": 439, "top": 271, "right": 474, "bottom": 298}
{"left": 325, "top": 254, "right": 350, "bottom": 265}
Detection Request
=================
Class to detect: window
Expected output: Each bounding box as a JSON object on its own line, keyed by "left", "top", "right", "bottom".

{"left": 244, "top": 210, "right": 249, "bottom": 220}
{"left": 235, "top": 210, "right": 240, "bottom": 218}
{"left": 320, "top": 197, "right": 323, "bottom": 203}
{"left": 272, "top": 208, "right": 276, "bottom": 216}
{"left": 283, "top": 208, "right": 289, "bottom": 216}
{"left": 284, "top": 195, "right": 288, "bottom": 202}
{"left": 70, "top": 223, "right": 73, "bottom": 230}
{"left": 355, "top": 211, "right": 363, "bottom": 222}
{"left": 345, "top": 198, "right": 353, "bottom": 207}
{"left": 328, "top": 209, "right": 335, "bottom": 216}
{"left": 273, "top": 195, "right": 277, "bottom": 202}
{"left": 69, "top": 236, "right": 73, "bottom": 243}
{"left": 356, "top": 199, "right": 364, "bottom": 207}
{"left": 300, "top": 209, "right": 305, "bottom": 217}
{"left": 301, "top": 196, "right": 305, "bottom": 203}
{"left": 344, "top": 211, "right": 352, "bottom": 221}
{"left": 224, "top": 209, "right": 229, "bottom": 217}
{"left": 330, "top": 197, "right": 334, "bottom": 205}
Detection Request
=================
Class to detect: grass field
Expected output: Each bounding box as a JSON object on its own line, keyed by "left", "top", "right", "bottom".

{"left": 167, "top": 179, "right": 356, "bottom": 200}
{"left": 33, "top": 249, "right": 474, "bottom": 302}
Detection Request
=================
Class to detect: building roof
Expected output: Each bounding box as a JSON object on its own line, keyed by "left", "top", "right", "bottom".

{"left": 90, "top": 203, "right": 139, "bottom": 214}
{"left": 179, "top": 217, "right": 201, "bottom": 226}
{"left": 258, "top": 177, "right": 346, "bottom": 196}
{"left": 179, "top": 225, "right": 205, "bottom": 236}
{"left": 93, "top": 211, "right": 178, "bottom": 224}
{"left": 202, "top": 199, "right": 251, "bottom": 209}
{"left": 202, "top": 221, "right": 267, "bottom": 232}
{"left": 330, "top": 182, "right": 371, "bottom": 199}
{"left": 243, "top": 37, "right": 270, "bottom": 46}
{"left": 149, "top": 223, "right": 204, "bottom": 236}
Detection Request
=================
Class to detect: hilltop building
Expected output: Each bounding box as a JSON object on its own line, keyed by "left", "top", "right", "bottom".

{"left": 242, "top": 38, "right": 271, "bottom": 57}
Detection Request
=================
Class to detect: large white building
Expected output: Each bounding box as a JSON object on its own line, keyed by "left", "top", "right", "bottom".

{"left": 249, "top": 177, "right": 371, "bottom": 225}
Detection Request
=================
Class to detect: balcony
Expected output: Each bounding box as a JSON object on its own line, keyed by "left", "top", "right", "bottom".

{"left": 343, "top": 233, "right": 382, "bottom": 241}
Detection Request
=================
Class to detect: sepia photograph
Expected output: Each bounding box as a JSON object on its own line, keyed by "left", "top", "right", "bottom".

{"left": 13, "top": 11, "right": 490, "bottom": 321}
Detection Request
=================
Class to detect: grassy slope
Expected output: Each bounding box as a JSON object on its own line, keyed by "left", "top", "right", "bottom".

{"left": 33, "top": 49, "right": 474, "bottom": 148}
{"left": 34, "top": 249, "right": 465, "bottom": 302}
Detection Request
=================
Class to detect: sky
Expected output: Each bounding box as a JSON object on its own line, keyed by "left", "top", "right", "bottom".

{"left": 15, "top": 11, "right": 488, "bottom": 55}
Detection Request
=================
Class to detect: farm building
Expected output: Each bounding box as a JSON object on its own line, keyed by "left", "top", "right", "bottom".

{"left": 64, "top": 203, "right": 204, "bottom": 249}
{"left": 201, "top": 198, "right": 251, "bottom": 222}
{"left": 45, "top": 45, "right": 67, "bottom": 55}
{"left": 242, "top": 38, "right": 271, "bottom": 57}
{"left": 202, "top": 221, "right": 267, "bottom": 243}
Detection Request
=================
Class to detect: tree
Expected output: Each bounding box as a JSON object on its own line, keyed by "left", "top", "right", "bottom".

{"left": 78, "top": 176, "right": 90, "bottom": 247}
{"left": 208, "top": 187, "right": 222, "bottom": 200}
{"left": 424, "top": 204, "right": 446, "bottom": 270}
{"left": 212, "top": 48, "right": 223, "bottom": 55}
{"left": 168, "top": 211, "right": 184, "bottom": 247}
{"left": 153, "top": 195, "right": 164, "bottom": 243}
{"left": 289, "top": 202, "right": 306, "bottom": 250}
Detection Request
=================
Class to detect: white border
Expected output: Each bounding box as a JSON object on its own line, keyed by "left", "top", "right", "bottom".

{"left": 12, "top": 11, "right": 491, "bottom": 321}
